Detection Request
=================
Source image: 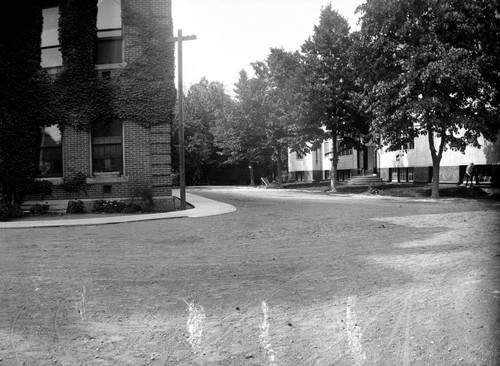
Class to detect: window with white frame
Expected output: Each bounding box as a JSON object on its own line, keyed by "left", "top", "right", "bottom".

{"left": 399, "top": 168, "right": 407, "bottom": 182}
{"left": 390, "top": 167, "right": 414, "bottom": 183}
{"left": 339, "top": 148, "right": 353, "bottom": 156}
{"left": 391, "top": 168, "right": 398, "bottom": 182}
{"left": 336, "top": 141, "right": 353, "bottom": 156}
{"left": 401, "top": 136, "right": 415, "bottom": 151}
{"left": 92, "top": 119, "right": 123, "bottom": 174}
{"left": 408, "top": 167, "right": 414, "bottom": 182}
{"left": 402, "top": 141, "right": 415, "bottom": 150}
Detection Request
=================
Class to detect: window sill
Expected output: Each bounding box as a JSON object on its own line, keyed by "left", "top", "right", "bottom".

{"left": 36, "top": 177, "right": 63, "bottom": 185}
{"left": 87, "top": 174, "right": 128, "bottom": 184}
{"left": 43, "top": 67, "right": 62, "bottom": 75}
{"left": 42, "top": 63, "right": 128, "bottom": 73}
{"left": 95, "top": 63, "right": 127, "bottom": 70}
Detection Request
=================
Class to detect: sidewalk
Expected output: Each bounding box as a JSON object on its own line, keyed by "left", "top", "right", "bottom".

{"left": 0, "top": 190, "right": 236, "bottom": 229}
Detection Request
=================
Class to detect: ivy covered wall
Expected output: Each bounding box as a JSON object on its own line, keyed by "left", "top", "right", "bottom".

{"left": 55, "top": 0, "right": 113, "bottom": 131}
{"left": 114, "top": 0, "right": 176, "bottom": 128}
{"left": 1, "top": 0, "right": 176, "bottom": 206}
{"left": 52, "top": 0, "right": 177, "bottom": 131}
{"left": 0, "top": 1, "right": 54, "bottom": 205}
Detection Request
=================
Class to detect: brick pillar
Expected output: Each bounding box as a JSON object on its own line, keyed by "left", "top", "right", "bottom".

{"left": 123, "top": 120, "right": 151, "bottom": 192}
{"left": 63, "top": 126, "right": 91, "bottom": 178}
{"left": 150, "top": 123, "right": 171, "bottom": 196}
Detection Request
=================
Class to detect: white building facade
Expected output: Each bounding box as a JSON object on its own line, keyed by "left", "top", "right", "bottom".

{"left": 288, "top": 140, "right": 377, "bottom": 182}
{"left": 289, "top": 134, "right": 498, "bottom": 185}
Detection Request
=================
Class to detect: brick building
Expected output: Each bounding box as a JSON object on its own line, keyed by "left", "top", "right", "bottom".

{"left": 37, "top": 0, "right": 174, "bottom": 202}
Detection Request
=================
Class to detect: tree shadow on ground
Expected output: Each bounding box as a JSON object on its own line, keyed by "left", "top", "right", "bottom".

{"left": 284, "top": 181, "right": 498, "bottom": 200}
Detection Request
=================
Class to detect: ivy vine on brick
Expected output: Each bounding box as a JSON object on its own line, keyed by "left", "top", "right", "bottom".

{"left": 53, "top": 0, "right": 176, "bottom": 130}
{"left": 54, "top": 0, "right": 113, "bottom": 131}
{"left": 112, "top": 2, "right": 177, "bottom": 127}
{"left": 1, "top": 0, "right": 176, "bottom": 209}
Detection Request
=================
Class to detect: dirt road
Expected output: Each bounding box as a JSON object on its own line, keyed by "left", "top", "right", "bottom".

{"left": 1, "top": 187, "right": 499, "bottom": 365}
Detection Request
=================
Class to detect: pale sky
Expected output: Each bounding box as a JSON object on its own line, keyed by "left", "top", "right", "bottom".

{"left": 171, "top": 0, "right": 365, "bottom": 94}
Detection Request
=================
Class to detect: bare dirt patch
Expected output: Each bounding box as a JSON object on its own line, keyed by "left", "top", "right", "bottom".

{"left": 1, "top": 188, "right": 499, "bottom": 365}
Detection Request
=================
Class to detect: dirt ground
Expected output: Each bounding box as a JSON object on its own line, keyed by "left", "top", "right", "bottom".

{"left": 1, "top": 187, "right": 499, "bottom": 365}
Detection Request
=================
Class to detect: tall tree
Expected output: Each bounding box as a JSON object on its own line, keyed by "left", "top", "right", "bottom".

{"left": 222, "top": 49, "right": 314, "bottom": 185}
{"left": 358, "top": 0, "right": 500, "bottom": 198}
{"left": 252, "top": 48, "right": 315, "bottom": 185}
{"left": 172, "top": 78, "right": 234, "bottom": 185}
{"left": 301, "top": 4, "right": 369, "bottom": 191}
{"left": 217, "top": 70, "right": 274, "bottom": 185}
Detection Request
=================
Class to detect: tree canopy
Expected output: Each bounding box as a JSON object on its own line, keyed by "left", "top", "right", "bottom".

{"left": 172, "top": 78, "right": 234, "bottom": 185}
{"left": 218, "top": 48, "right": 317, "bottom": 185}
{"left": 358, "top": 0, "right": 500, "bottom": 197}
{"left": 301, "top": 4, "right": 370, "bottom": 190}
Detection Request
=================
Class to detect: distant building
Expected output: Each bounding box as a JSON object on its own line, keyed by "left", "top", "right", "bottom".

{"left": 288, "top": 134, "right": 499, "bottom": 186}
{"left": 36, "top": 0, "right": 174, "bottom": 201}
{"left": 377, "top": 134, "right": 497, "bottom": 185}
{"left": 288, "top": 140, "right": 377, "bottom": 183}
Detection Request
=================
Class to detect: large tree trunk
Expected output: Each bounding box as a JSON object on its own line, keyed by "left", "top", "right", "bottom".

{"left": 330, "top": 130, "right": 338, "bottom": 192}
{"left": 431, "top": 159, "right": 441, "bottom": 199}
{"left": 248, "top": 163, "right": 255, "bottom": 186}
{"left": 427, "top": 126, "right": 446, "bottom": 199}
{"left": 276, "top": 143, "right": 283, "bottom": 187}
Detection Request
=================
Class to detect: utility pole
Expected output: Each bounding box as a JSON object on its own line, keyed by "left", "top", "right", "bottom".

{"left": 167, "top": 29, "right": 196, "bottom": 210}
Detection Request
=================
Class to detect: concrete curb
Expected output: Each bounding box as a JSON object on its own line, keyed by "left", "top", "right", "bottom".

{"left": 0, "top": 191, "right": 236, "bottom": 229}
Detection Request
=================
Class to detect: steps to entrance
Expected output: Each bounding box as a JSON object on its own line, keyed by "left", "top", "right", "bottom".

{"left": 346, "top": 175, "right": 384, "bottom": 186}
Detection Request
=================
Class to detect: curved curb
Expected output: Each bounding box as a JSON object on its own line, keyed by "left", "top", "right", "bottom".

{"left": 0, "top": 193, "right": 237, "bottom": 229}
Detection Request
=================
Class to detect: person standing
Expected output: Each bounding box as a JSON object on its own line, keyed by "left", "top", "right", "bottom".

{"left": 464, "top": 163, "right": 476, "bottom": 188}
